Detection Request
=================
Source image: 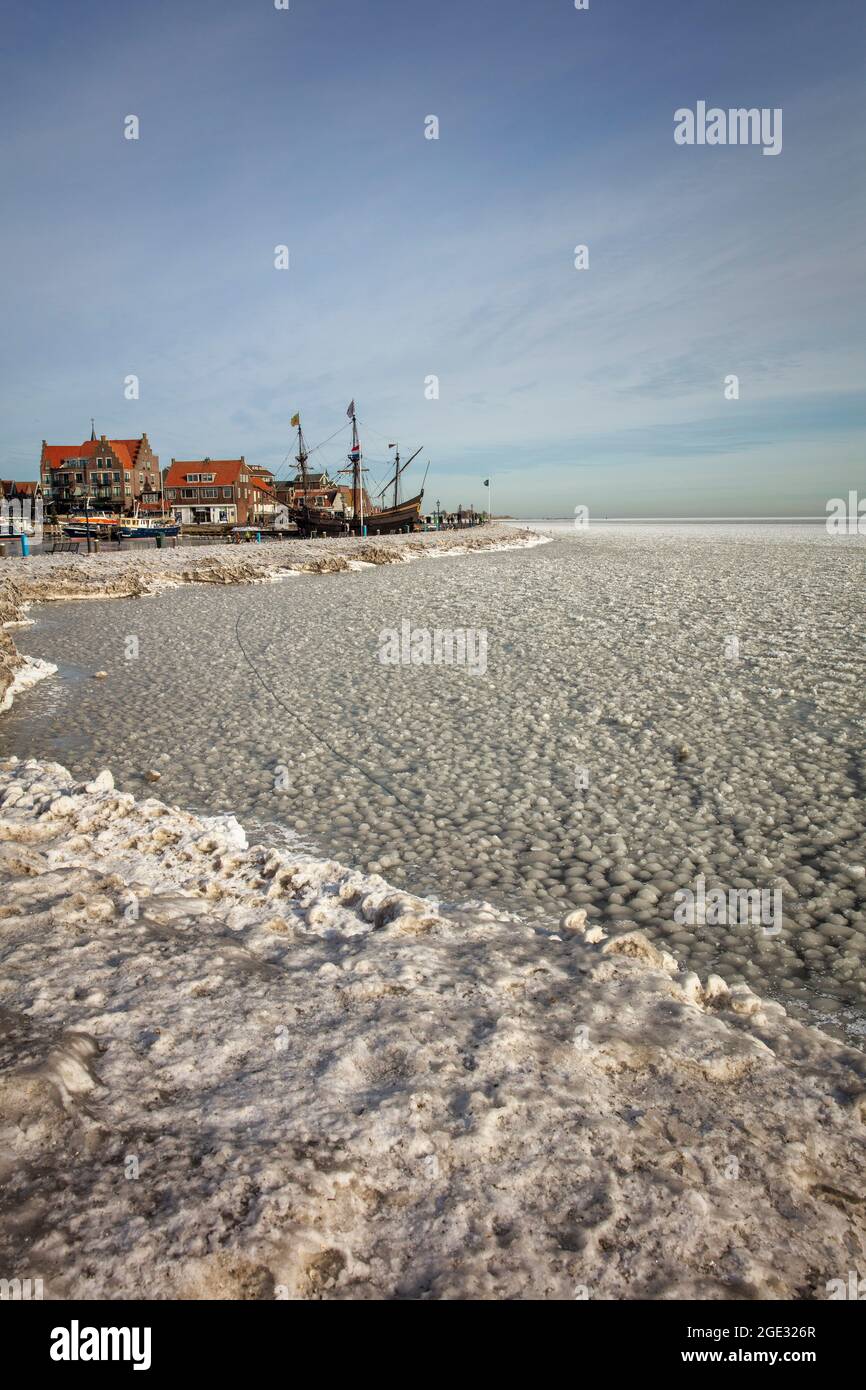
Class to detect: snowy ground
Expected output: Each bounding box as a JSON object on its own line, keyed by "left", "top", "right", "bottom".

{"left": 0, "top": 755, "right": 864, "bottom": 1300}
{"left": 0, "top": 524, "right": 537, "bottom": 604}
{"left": 1, "top": 522, "right": 864, "bottom": 1299}
{"left": 3, "top": 523, "right": 864, "bottom": 1037}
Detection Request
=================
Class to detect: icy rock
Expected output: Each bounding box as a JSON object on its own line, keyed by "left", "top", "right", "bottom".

{"left": 703, "top": 974, "right": 731, "bottom": 1002}
{"left": 85, "top": 770, "right": 114, "bottom": 794}
{"left": 728, "top": 984, "right": 763, "bottom": 1017}
{"left": 561, "top": 908, "right": 588, "bottom": 933}
{"left": 681, "top": 972, "right": 703, "bottom": 1004}
{"left": 602, "top": 931, "right": 670, "bottom": 970}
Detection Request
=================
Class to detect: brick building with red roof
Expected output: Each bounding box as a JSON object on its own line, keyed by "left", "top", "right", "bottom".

{"left": 164, "top": 457, "right": 276, "bottom": 526}
{"left": 40, "top": 427, "right": 161, "bottom": 514}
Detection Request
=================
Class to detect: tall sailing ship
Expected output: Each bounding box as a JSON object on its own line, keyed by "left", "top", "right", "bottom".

{"left": 288, "top": 402, "right": 426, "bottom": 536}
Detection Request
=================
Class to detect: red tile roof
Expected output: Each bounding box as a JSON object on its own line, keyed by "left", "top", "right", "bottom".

{"left": 165, "top": 459, "right": 246, "bottom": 488}
{"left": 0, "top": 479, "right": 39, "bottom": 497}
{"left": 42, "top": 437, "right": 148, "bottom": 471}
{"left": 113, "top": 438, "right": 143, "bottom": 468}
{"left": 42, "top": 442, "right": 99, "bottom": 468}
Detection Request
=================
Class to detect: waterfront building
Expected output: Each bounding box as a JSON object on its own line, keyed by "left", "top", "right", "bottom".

{"left": 40, "top": 428, "right": 160, "bottom": 515}
{"left": 164, "top": 457, "right": 276, "bottom": 526}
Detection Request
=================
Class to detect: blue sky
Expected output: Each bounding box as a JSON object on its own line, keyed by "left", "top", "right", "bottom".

{"left": 1, "top": 0, "right": 863, "bottom": 515}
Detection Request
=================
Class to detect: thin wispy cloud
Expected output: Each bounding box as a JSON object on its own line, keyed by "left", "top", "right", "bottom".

{"left": 0, "top": 0, "right": 863, "bottom": 513}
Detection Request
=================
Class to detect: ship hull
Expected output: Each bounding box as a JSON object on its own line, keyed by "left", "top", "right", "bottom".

{"left": 63, "top": 519, "right": 121, "bottom": 539}
{"left": 289, "top": 493, "right": 424, "bottom": 537}
{"left": 117, "top": 524, "right": 180, "bottom": 539}
{"left": 63, "top": 513, "right": 179, "bottom": 541}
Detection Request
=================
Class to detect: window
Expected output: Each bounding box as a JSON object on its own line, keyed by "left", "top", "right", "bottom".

{"left": 125, "top": 471, "right": 130, "bottom": 480}
{"left": 113, "top": 472, "right": 120, "bottom": 482}
{"left": 222, "top": 487, "right": 232, "bottom": 498}
{"left": 186, "top": 473, "right": 200, "bottom": 483}
{"left": 203, "top": 487, "right": 217, "bottom": 498}
{"left": 166, "top": 489, "right": 175, "bottom": 500}
{"left": 200, "top": 473, "right": 215, "bottom": 483}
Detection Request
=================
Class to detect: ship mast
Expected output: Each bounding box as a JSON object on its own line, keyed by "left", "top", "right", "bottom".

{"left": 349, "top": 406, "right": 363, "bottom": 529}
{"left": 379, "top": 444, "right": 423, "bottom": 511}
{"left": 295, "top": 420, "right": 310, "bottom": 507}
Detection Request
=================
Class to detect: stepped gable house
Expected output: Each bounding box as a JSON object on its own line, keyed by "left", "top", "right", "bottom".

{"left": 40, "top": 426, "right": 161, "bottom": 513}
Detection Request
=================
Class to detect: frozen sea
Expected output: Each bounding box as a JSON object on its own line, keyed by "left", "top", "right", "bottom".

{"left": 3, "top": 522, "right": 865, "bottom": 1038}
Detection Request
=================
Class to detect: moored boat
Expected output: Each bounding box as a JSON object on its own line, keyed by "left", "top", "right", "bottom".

{"left": 63, "top": 514, "right": 123, "bottom": 538}
{"left": 287, "top": 404, "right": 426, "bottom": 536}
{"left": 117, "top": 516, "right": 180, "bottom": 539}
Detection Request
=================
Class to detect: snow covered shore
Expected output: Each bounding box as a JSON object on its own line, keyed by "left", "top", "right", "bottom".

{"left": 0, "top": 755, "right": 864, "bottom": 1300}
{"left": 1, "top": 524, "right": 864, "bottom": 1299}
